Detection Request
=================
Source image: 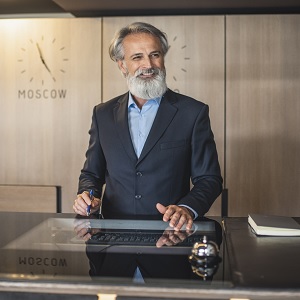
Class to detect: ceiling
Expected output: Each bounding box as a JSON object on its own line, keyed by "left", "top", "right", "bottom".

{"left": 0, "top": 0, "right": 64, "bottom": 15}
{"left": 1, "top": 0, "right": 300, "bottom": 17}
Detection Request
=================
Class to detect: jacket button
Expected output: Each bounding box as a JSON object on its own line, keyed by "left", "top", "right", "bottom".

{"left": 136, "top": 172, "right": 143, "bottom": 177}
{"left": 135, "top": 195, "right": 142, "bottom": 199}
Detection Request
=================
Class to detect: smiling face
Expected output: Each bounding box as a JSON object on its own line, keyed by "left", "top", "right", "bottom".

{"left": 117, "top": 32, "right": 166, "bottom": 78}
{"left": 117, "top": 33, "right": 168, "bottom": 102}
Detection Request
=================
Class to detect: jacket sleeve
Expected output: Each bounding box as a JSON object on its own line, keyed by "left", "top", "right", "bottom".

{"left": 178, "top": 104, "right": 223, "bottom": 217}
{"left": 78, "top": 106, "right": 106, "bottom": 199}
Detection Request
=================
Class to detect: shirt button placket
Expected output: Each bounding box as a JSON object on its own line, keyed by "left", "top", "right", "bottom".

{"left": 135, "top": 171, "right": 143, "bottom": 200}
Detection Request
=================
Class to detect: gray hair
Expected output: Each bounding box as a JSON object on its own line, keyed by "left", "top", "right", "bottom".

{"left": 109, "top": 22, "right": 169, "bottom": 62}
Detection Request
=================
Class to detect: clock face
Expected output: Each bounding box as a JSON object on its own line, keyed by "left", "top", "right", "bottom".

{"left": 166, "top": 35, "right": 191, "bottom": 93}
{"left": 18, "top": 36, "right": 69, "bottom": 86}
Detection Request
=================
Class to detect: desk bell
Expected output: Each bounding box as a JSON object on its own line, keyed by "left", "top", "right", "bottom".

{"left": 189, "top": 235, "right": 221, "bottom": 280}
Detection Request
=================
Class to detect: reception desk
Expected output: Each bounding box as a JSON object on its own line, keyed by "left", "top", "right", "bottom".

{"left": 0, "top": 212, "right": 299, "bottom": 300}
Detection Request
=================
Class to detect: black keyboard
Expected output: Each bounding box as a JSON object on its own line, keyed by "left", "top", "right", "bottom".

{"left": 89, "top": 231, "right": 207, "bottom": 247}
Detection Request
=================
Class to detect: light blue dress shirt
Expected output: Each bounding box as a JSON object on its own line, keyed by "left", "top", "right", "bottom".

{"left": 128, "top": 93, "right": 161, "bottom": 158}
{"left": 127, "top": 92, "right": 198, "bottom": 220}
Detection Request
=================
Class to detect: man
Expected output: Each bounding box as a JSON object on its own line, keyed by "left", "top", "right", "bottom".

{"left": 73, "top": 22, "right": 223, "bottom": 231}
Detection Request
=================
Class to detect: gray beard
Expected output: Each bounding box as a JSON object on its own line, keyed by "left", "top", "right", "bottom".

{"left": 126, "top": 68, "right": 168, "bottom": 100}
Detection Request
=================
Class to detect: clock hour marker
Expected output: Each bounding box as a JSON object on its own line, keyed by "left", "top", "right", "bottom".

{"left": 168, "top": 35, "right": 191, "bottom": 86}
{"left": 19, "top": 36, "right": 69, "bottom": 85}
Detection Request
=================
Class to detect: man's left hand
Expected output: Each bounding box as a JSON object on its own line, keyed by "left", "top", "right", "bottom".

{"left": 156, "top": 228, "right": 192, "bottom": 248}
{"left": 156, "top": 203, "right": 194, "bottom": 231}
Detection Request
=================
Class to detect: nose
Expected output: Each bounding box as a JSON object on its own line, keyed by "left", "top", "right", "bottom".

{"left": 142, "top": 56, "right": 153, "bottom": 69}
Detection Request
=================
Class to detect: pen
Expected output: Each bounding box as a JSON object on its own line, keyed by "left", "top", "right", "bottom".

{"left": 86, "top": 189, "right": 94, "bottom": 216}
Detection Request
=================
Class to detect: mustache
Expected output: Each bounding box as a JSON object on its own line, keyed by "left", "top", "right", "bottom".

{"left": 135, "top": 68, "right": 159, "bottom": 77}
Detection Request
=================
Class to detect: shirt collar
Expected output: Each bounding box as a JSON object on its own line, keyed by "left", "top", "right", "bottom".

{"left": 128, "top": 92, "right": 161, "bottom": 108}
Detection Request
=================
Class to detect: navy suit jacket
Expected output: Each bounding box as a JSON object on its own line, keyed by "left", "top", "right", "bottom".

{"left": 78, "top": 89, "right": 223, "bottom": 218}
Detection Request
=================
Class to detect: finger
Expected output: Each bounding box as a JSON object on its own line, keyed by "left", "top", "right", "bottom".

{"left": 175, "top": 214, "right": 194, "bottom": 231}
{"left": 167, "top": 232, "right": 184, "bottom": 245}
{"left": 185, "top": 218, "right": 194, "bottom": 231}
{"left": 156, "top": 203, "right": 167, "bottom": 215}
{"left": 74, "top": 219, "right": 90, "bottom": 233}
{"left": 82, "top": 233, "right": 92, "bottom": 242}
{"left": 168, "top": 210, "right": 182, "bottom": 227}
{"left": 81, "top": 192, "right": 92, "bottom": 205}
{"left": 174, "top": 214, "right": 188, "bottom": 231}
{"left": 76, "top": 195, "right": 88, "bottom": 209}
{"left": 73, "top": 218, "right": 89, "bottom": 231}
{"left": 157, "top": 203, "right": 173, "bottom": 223}
{"left": 73, "top": 197, "right": 88, "bottom": 216}
{"left": 91, "top": 198, "right": 101, "bottom": 209}
{"left": 172, "top": 230, "right": 188, "bottom": 241}
{"left": 75, "top": 227, "right": 92, "bottom": 241}
{"left": 162, "top": 206, "right": 177, "bottom": 223}
{"left": 156, "top": 235, "right": 174, "bottom": 247}
{"left": 156, "top": 235, "right": 167, "bottom": 248}
{"left": 73, "top": 204, "right": 86, "bottom": 216}
{"left": 156, "top": 230, "right": 172, "bottom": 248}
{"left": 76, "top": 226, "right": 90, "bottom": 238}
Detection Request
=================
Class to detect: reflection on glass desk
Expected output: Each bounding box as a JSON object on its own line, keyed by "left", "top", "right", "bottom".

{"left": 2, "top": 213, "right": 299, "bottom": 299}
{"left": 0, "top": 213, "right": 226, "bottom": 286}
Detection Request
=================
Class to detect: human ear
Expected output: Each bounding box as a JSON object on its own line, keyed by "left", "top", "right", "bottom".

{"left": 117, "top": 60, "right": 127, "bottom": 76}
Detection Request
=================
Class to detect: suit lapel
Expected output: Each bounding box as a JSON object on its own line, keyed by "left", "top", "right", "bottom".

{"left": 113, "top": 93, "right": 138, "bottom": 162}
{"left": 137, "top": 90, "right": 178, "bottom": 165}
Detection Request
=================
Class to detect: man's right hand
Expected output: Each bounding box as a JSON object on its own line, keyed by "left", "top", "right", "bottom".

{"left": 73, "top": 191, "right": 101, "bottom": 216}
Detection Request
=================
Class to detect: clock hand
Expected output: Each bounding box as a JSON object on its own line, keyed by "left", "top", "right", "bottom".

{"left": 36, "top": 43, "right": 56, "bottom": 82}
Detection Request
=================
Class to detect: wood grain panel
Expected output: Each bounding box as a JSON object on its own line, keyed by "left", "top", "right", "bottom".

{"left": 0, "top": 19, "right": 102, "bottom": 212}
{"left": 0, "top": 16, "right": 224, "bottom": 216}
{"left": 226, "top": 15, "right": 300, "bottom": 216}
{"left": 102, "top": 16, "right": 225, "bottom": 216}
{"left": 0, "top": 185, "right": 58, "bottom": 212}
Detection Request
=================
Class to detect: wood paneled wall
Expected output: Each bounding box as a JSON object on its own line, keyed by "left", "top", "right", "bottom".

{"left": 1, "top": 15, "right": 300, "bottom": 217}
{"left": 226, "top": 15, "right": 300, "bottom": 216}
{"left": 0, "top": 19, "right": 102, "bottom": 212}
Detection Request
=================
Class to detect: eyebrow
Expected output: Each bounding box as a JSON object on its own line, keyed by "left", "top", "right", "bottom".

{"left": 130, "top": 50, "right": 162, "bottom": 59}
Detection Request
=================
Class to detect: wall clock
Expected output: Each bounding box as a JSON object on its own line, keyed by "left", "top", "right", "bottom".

{"left": 17, "top": 36, "right": 69, "bottom": 99}
{"left": 167, "top": 35, "right": 191, "bottom": 93}
{"left": 18, "top": 36, "right": 69, "bottom": 85}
